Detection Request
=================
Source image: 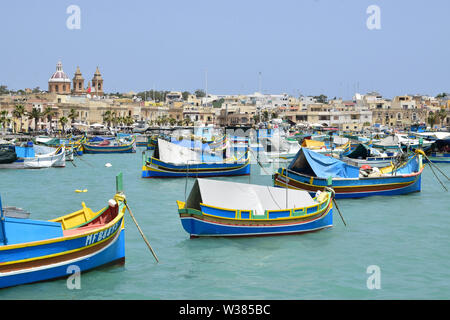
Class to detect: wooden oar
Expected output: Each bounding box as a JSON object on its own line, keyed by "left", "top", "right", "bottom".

{"left": 124, "top": 200, "right": 159, "bottom": 263}
{"left": 332, "top": 197, "right": 347, "bottom": 227}
{"left": 325, "top": 186, "right": 347, "bottom": 227}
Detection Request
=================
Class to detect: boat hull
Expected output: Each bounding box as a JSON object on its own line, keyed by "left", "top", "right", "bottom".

{"left": 179, "top": 207, "right": 332, "bottom": 237}
{"left": 273, "top": 169, "right": 423, "bottom": 199}
{"left": 142, "top": 158, "right": 251, "bottom": 178}
{"left": 82, "top": 140, "right": 136, "bottom": 154}
{"left": 0, "top": 223, "right": 125, "bottom": 289}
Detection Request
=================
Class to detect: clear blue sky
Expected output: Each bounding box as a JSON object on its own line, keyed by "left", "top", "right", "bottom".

{"left": 0, "top": 0, "right": 448, "bottom": 99}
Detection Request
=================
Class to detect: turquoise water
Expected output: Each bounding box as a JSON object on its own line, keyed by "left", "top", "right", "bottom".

{"left": 0, "top": 150, "right": 449, "bottom": 299}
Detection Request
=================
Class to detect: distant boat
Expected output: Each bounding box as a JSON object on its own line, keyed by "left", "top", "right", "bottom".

{"left": 0, "top": 143, "right": 65, "bottom": 169}
{"left": 0, "top": 174, "right": 126, "bottom": 289}
{"left": 142, "top": 139, "right": 250, "bottom": 178}
{"left": 340, "top": 143, "right": 397, "bottom": 168}
{"left": 423, "top": 139, "right": 450, "bottom": 163}
{"left": 177, "top": 178, "right": 333, "bottom": 237}
{"left": 83, "top": 136, "right": 136, "bottom": 154}
{"left": 273, "top": 147, "right": 424, "bottom": 199}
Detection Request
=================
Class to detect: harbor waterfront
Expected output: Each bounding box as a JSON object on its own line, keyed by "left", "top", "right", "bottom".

{"left": 0, "top": 151, "right": 449, "bottom": 299}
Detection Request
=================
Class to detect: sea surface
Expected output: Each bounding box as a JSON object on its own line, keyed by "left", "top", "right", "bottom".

{"left": 0, "top": 150, "right": 449, "bottom": 299}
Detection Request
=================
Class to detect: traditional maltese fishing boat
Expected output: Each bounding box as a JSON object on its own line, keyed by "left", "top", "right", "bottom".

{"left": 142, "top": 139, "right": 250, "bottom": 178}
{"left": 273, "top": 147, "right": 424, "bottom": 199}
{"left": 177, "top": 178, "right": 333, "bottom": 237}
{"left": 82, "top": 136, "right": 136, "bottom": 154}
{"left": 0, "top": 174, "right": 127, "bottom": 289}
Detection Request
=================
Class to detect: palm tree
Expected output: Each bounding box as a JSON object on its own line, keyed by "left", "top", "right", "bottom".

{"left": 0, "top": 110, "right": 11, "bottom": 133}
{"left": 427, "top": 111, "right": 436, "bottom": 129}
{"left": 168, "top": 117, "right": 176, "bottom": 127}
{"left": 262, "top": 110, "right": 269, "bottom": 122}
{"left": 182, "top": 117, "right": 191, "bottom": 127}
{"left": 102, "top": 110, "right": 113, "bottom": 127}
{"left": 437, "top": 108, "right": 448, "bottom": 128}
{"left": 12, "top": 104, "right": 26, "bottom": 133}
{"left": 124, "top": 115, "right": 135, "bottom": 126}
{"left": 43, "top": 107, "right": 57, "bottom": 131}
{"left": 68, "top": 108, "right": 77, "bottom": 127}
{"left": 28, "top": 107, "right": 42, "bottom": 131}
{"left": 59, "top": 116, "right": 68, "bottom": 133}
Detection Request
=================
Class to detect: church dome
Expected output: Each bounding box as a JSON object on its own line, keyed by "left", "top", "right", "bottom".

{"left": 49, "top": 61, "right": 71, "bottom": 83}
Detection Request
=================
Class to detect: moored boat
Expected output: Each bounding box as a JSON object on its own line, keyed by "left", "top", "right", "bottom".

{"left": 273, "top": 147, "right": 424, "bottom": 199}
{"left": 83, "top": 136, "right": 136, "bottom": 154}
{"left": 0, "top": 174, "right": 126, "bottom": 289}
{"left": 177, "top": 178, "right": 333, "bottom": 237}
{"left": 142, "top": 139, "right": 250, "bottom": 178}
{"left": 0, "top": 143, "right": 65, "bottom": 169}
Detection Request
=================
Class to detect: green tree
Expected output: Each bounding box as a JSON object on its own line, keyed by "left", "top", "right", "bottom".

{"left": 12, "top": 104, "right": 26, "bottom": 133}
{"left": 68, "top": 108, "right": 77, "bottom": 126}
{"left": 43, "top": 107, "right": 57, "bottom": 130}
{"left": 212, "top": 98, "right": 224, "bottom": 108}
{"left": 0, "top": 85, "right": 9, "bottom": 95}
{"left": 102, "top": 110, "right": 113, "bottom": 127}
{"left": 314, "top": 94, "right": 328, "bottom": 104}
{"left": 437, "top": 108, "right": 448, "bottom": 127}
{"left": 182, "top": 91, "right": 190, "bottom": 100}
{"left": 59, "top": 116, "right": 68, "bottom": 133}
{"left": 0, "top": 110, "right": 11, "bottom": 132}
{"left": 195, "top": 89, "right": 206, "bottom": 98}
{"left": 427, "top": 111, "right": 436, "bottom": 129}
{"left": 28, "top": 107, "right": 42, "bottom": 131}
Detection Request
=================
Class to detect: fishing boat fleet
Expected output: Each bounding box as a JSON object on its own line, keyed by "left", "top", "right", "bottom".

{"left": 0, "top": 125, "right": 448, "bottom": 289}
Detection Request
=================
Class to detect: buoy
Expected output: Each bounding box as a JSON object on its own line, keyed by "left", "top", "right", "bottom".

{"left": 105, "top": 163, "right": 112, "bottom": 167}
{"left": 75, "top": 189, "right": 88, "bottom": 193}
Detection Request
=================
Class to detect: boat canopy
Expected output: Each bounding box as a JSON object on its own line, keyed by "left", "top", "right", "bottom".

{"left": 288, "top": 147, "right": 360, "bottom": 178}
{"left": 376, "top": 135, "right": 400, "bottom": 147}
{"left": 186, "top": 178, "right": 317, "bottom": 215}
{"left": 157, "top": 139, "right": 224, "bottom": 164}
{"left": 346, "top": 144, "right": 383, "bottom": 159}
{"left": 301, "top": 139, "right": 325, "bottom": 148}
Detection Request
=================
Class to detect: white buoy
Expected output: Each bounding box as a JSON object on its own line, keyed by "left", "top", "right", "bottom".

{"left": 105, "top": 163, "right": 112, "bottom": 167}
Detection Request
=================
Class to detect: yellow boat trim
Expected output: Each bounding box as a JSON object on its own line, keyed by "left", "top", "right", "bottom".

{"left": 0, "top": 200, "right": 126, "bottom": 251}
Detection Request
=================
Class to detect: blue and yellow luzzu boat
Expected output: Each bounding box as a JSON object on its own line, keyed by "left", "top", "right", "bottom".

{"left": 273, "top": 147, "right": 424, "bottom": 199}
{"left": 82, "top": 137, "right": 136, "bottom": 154}
{"left": 142, "top": 139, "right": 250, "bottom": 178}
{"left": 0, "top": 175, "right": 127, "bottom": 289}
{"left": 177, "top": 178, "right": 333, "bottom": 237}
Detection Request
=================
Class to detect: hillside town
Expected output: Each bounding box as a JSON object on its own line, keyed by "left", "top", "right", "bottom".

{"left": 0, "top": 61, "right": 449, "bottom": 134}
